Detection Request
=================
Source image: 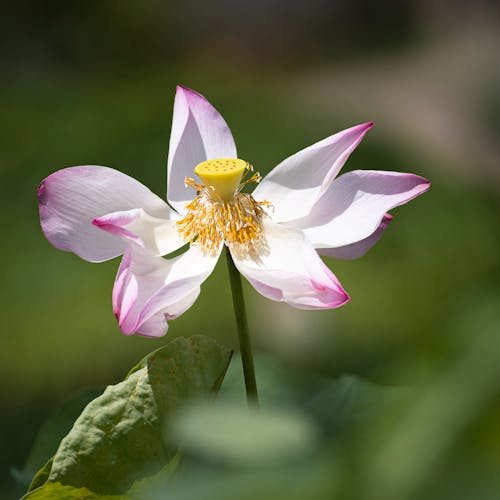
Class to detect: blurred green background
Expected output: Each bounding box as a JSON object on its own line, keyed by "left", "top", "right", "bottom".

{"left": 2, "top": 1, "right": 500, "bottom": 498}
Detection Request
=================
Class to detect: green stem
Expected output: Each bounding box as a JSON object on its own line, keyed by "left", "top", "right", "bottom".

{"left": 225, "top": 246, "right": 259, "bottom": 408}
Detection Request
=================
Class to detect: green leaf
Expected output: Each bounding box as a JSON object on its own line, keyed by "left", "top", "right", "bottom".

{"left": 305, "top": 374, "right": 407, "bottom": 435}
{"left": 127, "top": 451, "right": 182, "bottom": 497}
{"left": 124, "top": 346, "right": 163, "bottom": 380}
{"left": 219, "top": 354, "right": 405, "bottom": 434}
{"left": 23, "top": 481, "right": 127, "bottom": 499}
{"left": 27, "top": 335, "right": 232, "bottom": 496}
{"left": 28, "top": 458, "right": 54, "bottom": 492}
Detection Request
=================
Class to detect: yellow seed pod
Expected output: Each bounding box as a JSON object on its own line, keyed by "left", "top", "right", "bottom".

{"left": 194, "top": 158, "right": 248, "bottom": 202}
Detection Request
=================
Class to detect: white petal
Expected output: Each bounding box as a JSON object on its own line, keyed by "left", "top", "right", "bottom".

{"left": 113, "top": 244, "right": 221, "bottom": 337}
{"left": 252, "top": 123, "right": 373, "bottom": 222}
{"left": 38, "top": 166, "right": 173, "bottom": 262}
{"left": 230, "top": 222, "right": 349, "bottom": 310}
{"left": 134, "top": 288, "right": 201, "bottom": 338}
{"left": 167, "top": 86, "right": 237, "bottom": 213}
{"left": 93, "top": 208, "right": 185, "bottom": 256}
{"left": 319, "top": 214, "right": 392, "bottom": 260}
{"left": 292, "top": 170, "right": 430, "bottom": 249}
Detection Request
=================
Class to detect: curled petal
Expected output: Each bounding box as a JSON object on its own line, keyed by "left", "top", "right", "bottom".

{"left": 38, "top": 166, "right": 173, "bottom": 262}
{"left": 253, "top": 123, "right": 373, "bottom": 222}
{"left": 113, "top": 244, "right": 221, "bottom": 338}
{"left": 133, "top": 288, "right": 201, "bottom": 338}
{"left": 319, "top": 214, "right": 392, "bottom": 260}
{"left": 292, "top": 170, "right": 430, "bottom": 249}
{"left": 230, "top": 222, "right": 349, "bottom": 310}
{"left": 167, "top": 86, "right": 237, "bottom": 213}
{"left": 93, "top": 209, "right": 185, "bottom": 256}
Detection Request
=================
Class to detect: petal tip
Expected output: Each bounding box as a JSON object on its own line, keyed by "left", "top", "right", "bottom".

{"left": 120, "top": 329, "right": 135, "bottom": 338}
{"left": 176, "top": 84, "right": 190, "bottom": 93}
{"left": 36, "top": 180, "right": 46, "bottom": 202}
{"left": 91, "top": 217, "right": 103, "bottom": 228}
{"left": 176, "top": 84, "right": 203, "bottom": 101}
{"left": 117, "top": 313, "right": 138, "bottom": 336}
{"left": 311, "top": 276, "right": 351, "bottom": 309}
{"left": 338, "top": 289, "right": 351, "bottom": 307}
{"left": 420, "top": 176, "right": 431, "bottom": 190}
{"left": 352, "top": 122, "right": 374, "bottom": 134}
{"left": 330, "top": 284, "right": 351, "bottom": 308}
{"left": 408, "top": 174, "right": 431, "bottom": 196}
{"left": 117, "top": 318, "right": 134, "bottom": 336}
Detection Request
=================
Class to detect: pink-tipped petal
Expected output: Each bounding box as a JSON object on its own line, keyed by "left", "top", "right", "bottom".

{"left": 112, "top": 249, "right": 135, "bottom": 320}
{"left": 38, "top": 166, "right": 173, "bottom": 263}
{"left": 319, "top": 214, "right": 392, "bottom": 260}
{"left": 292, "top": 170, "right": 430, "bottom": 249}
{"left": 113, "top": 244, "right": 221, "bottom": 338}
{"left": 230, "top": 222, "right": 349, "bottom": 310}
{"left": 93, "top": 209, "right": 185, "bottom": 256}
{"left": 135, "top": 288, "right": 201, "bottom": 338}
{"left": 253, "top": 123, "right": 373, "bottom": 222}
{"left": 167, "top": 86, "right": 237, "bottom": 213}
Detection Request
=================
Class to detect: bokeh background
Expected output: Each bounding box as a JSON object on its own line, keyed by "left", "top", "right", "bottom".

{"left": 1, "top": 1, "right": 500, "bottom": 498}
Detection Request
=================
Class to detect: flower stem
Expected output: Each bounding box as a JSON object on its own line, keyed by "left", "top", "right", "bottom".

{"left": 225, "top": 246, "right": 259, "bottom": 408}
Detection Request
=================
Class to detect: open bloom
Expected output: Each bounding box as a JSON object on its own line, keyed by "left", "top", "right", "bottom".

{"left": 38, "top": 86, "right": 429, "bottom": 337}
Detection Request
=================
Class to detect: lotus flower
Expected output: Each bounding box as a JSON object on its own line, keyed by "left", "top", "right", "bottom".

{"left": 37, "top": 86, "right": 429, "bottom": 337}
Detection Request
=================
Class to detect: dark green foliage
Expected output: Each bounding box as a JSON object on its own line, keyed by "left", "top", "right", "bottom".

{"left": 22, "top": 336, "right": 232, "bottom": 499}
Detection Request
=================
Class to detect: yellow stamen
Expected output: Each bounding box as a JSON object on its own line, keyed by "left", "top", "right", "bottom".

{"left": 176, "top": 159, "right": 271, "bottom": 257}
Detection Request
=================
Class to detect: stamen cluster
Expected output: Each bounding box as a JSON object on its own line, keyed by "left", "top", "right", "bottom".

{"left": 176, "top": 165, "right": 271, "bottom": 257}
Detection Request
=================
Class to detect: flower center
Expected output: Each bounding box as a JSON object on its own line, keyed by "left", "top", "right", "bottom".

{"left": 194, "top": 158, "right": 247, "bottom": 202}
{"left": 176, "top": 158, "right": 271, "bottom": 256}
